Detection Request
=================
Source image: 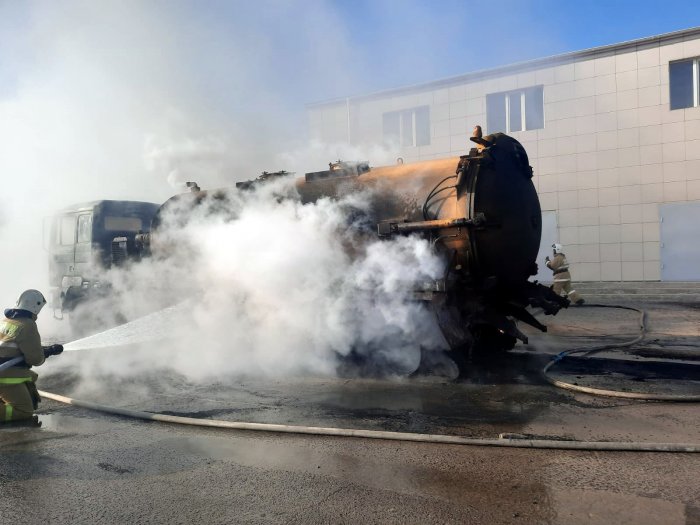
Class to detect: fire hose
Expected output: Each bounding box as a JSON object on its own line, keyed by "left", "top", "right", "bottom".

{"left": 33, "top": 389, "right": 700, "bottom": 452}
{"left": 30, "top": 305, "right": 700, "bottom": 452}
{"left": 0, "top": 356, "right": 25, "bottom": 372}
{"left": 0, "top": 345, "right": 64, "bottom": 372}
{"left": 542, "top": 304, "right": 700, "bottom": 401}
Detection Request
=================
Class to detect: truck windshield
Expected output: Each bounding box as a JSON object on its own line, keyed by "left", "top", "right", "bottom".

{"left": 104, "top": 216, "right": 143, "bottom": 231}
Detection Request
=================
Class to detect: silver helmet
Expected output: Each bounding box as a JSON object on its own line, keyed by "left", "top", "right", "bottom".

{"left": 16, "top": 289, "right": 47, "bottom": 315}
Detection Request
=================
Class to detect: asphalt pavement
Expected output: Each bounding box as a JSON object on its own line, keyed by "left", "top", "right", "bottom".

{"left": 1, "top": 301, "right": 699, "bottom": 524}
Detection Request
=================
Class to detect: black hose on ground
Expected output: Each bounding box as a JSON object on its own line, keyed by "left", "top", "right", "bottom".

{"left": 542, "top": 303, "right": 700, "bottom": 401}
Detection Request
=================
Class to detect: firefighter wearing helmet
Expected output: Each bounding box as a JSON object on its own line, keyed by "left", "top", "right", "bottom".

{"left": 545, "top": 244, "right": 584, "bottom": 306}
{"left": 0, "top": 290, "right": 63, "bottom": 424}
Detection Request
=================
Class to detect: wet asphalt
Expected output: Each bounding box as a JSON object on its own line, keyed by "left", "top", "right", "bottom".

{"left": 1, "top": 301, "right": 699, "bottom": 524}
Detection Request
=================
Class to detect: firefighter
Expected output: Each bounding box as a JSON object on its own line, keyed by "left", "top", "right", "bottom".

{"left": 0, "top": 289, "right": 63, "bottom": 424}
{"left": 546, "top": 243, "right": 585, "bottom": 305}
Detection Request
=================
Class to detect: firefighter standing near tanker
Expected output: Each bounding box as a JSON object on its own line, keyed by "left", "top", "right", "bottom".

{"left": 0, "top": 290, "right": 63, "bottom": 424}
{"left": 546, "top": 244, "right": 585, "bottom": 305}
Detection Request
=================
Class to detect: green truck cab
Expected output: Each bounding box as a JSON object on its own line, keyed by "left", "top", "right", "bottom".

{"left": 46, "top": 200, "right": 159, "bottom": 317}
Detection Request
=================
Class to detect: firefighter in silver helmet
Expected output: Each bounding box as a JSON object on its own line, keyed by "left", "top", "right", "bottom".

{"left": 0, "top": 290, "right": 63, "bottom": 424}
{"left": 546, "top": 244, "right": 585, "bottom": 305}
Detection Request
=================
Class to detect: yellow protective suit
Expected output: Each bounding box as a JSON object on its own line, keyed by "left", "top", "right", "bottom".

{"left": 546, "top": 253, "right": 584, "bottom": 305}
{"left": 0, "top": 313, "right": 45, "bottom": 422}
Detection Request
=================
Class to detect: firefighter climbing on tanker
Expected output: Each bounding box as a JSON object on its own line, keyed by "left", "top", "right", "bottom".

{"left": 0, "top": 290, "right": 63, "bottom": 425}
{"left": 546, "top": 243, "right": 585, "bottom": 306}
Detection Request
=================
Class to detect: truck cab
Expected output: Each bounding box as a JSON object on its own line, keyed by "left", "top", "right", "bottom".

{"left": 46, "top": 200, "right": 159, "bottom": 315}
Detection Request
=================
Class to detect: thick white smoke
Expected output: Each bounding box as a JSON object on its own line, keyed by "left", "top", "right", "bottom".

{"left": 60, "top": 179, "right": 448, "bottom": 382}
{"left": 0, "top": 1, "right": 407, "bottom": 321}
{"left": 3, "top": 1, "right": 549, "bottom": 385}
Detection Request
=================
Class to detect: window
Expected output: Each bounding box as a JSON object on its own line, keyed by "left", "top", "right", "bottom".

{"left": 104, "top": 216, "right": 143, "bottom": 231}
{"left": 59, "top": 215, "right": 76, "bottom": 245}
{"left": 669, "top": 58, "right": 699, "bottom": 110}
{"left": 486, "top": 85, "right": 544, "bottom": 134}
{"left": 383, "top": 106, "right": 430, "bottom": 147}
{"left": 77, "top": 214, "right": 92, "bottom": 243}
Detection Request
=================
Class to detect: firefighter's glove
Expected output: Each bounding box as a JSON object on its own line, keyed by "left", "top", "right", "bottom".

{"left": 44, "top": 344, "right": 64, "bottom": 357}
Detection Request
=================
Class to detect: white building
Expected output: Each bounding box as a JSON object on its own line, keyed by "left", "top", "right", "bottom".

{"left": 307, "top": 27, "right": 700, "bottom": 282}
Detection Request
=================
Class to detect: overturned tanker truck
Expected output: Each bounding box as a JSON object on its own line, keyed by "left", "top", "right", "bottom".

{"left": 295, "top": 131, "right": 568, "bottom": 355}
{"left": 140, "top": 129, "right": 568, "bottom": 357}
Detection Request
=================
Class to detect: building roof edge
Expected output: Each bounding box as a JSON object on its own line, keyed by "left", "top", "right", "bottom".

{"left": 307, "top": 26, "right": 700, "bottom": 108}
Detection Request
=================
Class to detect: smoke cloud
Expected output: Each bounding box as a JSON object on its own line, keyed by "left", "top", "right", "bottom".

{"left": 0, "top": 1, "right": 394, "bottom": 330}
{"left": 58, "top": 179, "right": 448, "bottom": 383}
{"left": 3, "top": 1, "right": 564, "bottom": 384}
{"left": 0, "top": 1, "right": 421, "bottom": 313}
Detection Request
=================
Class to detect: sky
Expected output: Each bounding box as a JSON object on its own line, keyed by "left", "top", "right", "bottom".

{"left": 0, "top": 0, "right": 698, "bottom": 309}
{"left": 330, "top": 0, "right": 700, "bottom": 101}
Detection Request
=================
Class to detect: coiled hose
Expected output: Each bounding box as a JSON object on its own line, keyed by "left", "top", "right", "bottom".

{"left": 542, "top": 304, "right": 700, "bottom": 401}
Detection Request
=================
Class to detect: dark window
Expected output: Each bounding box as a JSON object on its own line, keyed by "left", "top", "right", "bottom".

{"left": 383, "top": 106, "right": 431, "bottom": 147}
{"left": 486, "top": 92, "right": 506, "bottom": 133}
{"left": 382, "top": 112, "right": 400, "bottom": 144}
{"left": 525, "top": 86, "right": 545, "bottom": 130}
{"left": 669, "top": 59, "right": 697, "bottom": 110}
{"left": 400, "top": 109, "right": 413, "bottom": 147}
{"left": 509, "top": 93, "right": 523, "bottom": 132}
{"left": 105, "top": 216, "right": 143, "bottom": 231}
{"left": 415, "top": 106, "right": 430, "bottom": 146}
{"left": 486, "top": 85, "right": 544, "bottom": 134}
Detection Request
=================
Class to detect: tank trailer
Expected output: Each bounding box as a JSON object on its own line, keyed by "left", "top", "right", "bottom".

{"left": 47, "top": 132, "right": 567, "bottom": 356}
{"left": 139, "top": 133, "right": 567, "bottom": 356}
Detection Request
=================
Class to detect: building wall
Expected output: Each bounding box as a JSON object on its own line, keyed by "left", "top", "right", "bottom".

{"left": 307, "top": 31, "right": 700, "bottom": 281}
